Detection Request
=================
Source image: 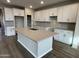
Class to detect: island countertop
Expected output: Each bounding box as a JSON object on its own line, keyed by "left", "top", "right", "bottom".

{"left": 16, "top": 28, "right": 57, "bottom": 41}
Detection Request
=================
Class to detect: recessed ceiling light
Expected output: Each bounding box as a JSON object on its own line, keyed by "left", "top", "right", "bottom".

{"left": 41, "top": 1, "right": 44, "bottom": 4}
{"left": 7, "top": 0, "right": 11, "bottom": 3}
{"left": 30, "top": 5, "right": 33, "bottom": 8}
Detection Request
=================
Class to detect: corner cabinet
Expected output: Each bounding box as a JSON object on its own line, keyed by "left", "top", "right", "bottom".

{"left": 57, "top": 4, "right": 78, "bottom": 23}
{"left": 4, "top": 8, "right": 14, "bottom": 21}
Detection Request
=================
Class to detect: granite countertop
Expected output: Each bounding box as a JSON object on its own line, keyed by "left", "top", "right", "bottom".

{"left": 16, "top": 28, "right": 57, "bottom": 41}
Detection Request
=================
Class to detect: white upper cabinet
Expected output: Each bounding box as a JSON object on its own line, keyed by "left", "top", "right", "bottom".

{"left": 58, "top": 4, "right": 78, "bottom": 23}
{"left": 34, "top": 8, "right": 58, "bottom": 21}
{"left": 4, "top": 8, "right": 14, "bottom": 21}
{"left": 34, "top": 11, "right": 41, "bottom": 21}
{"left": 63, "top": 4, "right": 78, "bottom": 23}
{"left": 43, "top": 10, "right": 49, "bottom": 21}
{"left": 13, "top": 8, "right": 24, "bottom": 16}
{"left": 34, "top": 10, "right": 49, "bottom": 21}
{"left": 49, "top": 8, "right": 58, "bottom": 16}
{"left": 41, "top": 10, "right": 49, "bottom": 21}
{"left": 57, "top": 7, "right": 63, "bottom": 22}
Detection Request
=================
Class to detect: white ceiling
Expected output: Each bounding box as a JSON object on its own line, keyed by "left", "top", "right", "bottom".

{"left": 0, "top": 0, "right": 68, "bottom": 9}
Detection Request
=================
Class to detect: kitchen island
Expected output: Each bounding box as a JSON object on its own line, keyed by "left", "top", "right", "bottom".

{"left": 16, "top": 28, "right": 56, "bottom": 58}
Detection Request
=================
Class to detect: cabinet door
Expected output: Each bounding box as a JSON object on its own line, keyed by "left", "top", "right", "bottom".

{"left": 6, "top": 27, "right": 15, "bottom": 36}
{"left": 13, "top": 8, "right": 24, "bottom": 16}
{"left": 57, "top": 7, "right": 63, "bottom": 22}
{"left": 35, "top": 12, "right": 39, "bottom": 21}
{"left": 63, "top": 4, "right": 78, "bottom": 23}
{"left": 35, "top": 11, "right": 41, "bottom": 21}
{"left": 4, "top": 8, "right": 14, "bottom": 21}
{"left": 20, "top": 10, "right": 24, "bottom": 16}
{"left": 49, "top": 8, "right": 58, "bottom": 16}
{"left": 62, "top": 30, "right": 73, "bottom": 45}
{"left": 40, "top": 11, "right": 44, "bottom": 21}
{"left": 44, "top": 10, "right": 49, "bottom": 21}
{"left": 54, "top": 29, "right": 64, "bottom": 41}
{"left": 41, "top": 10, "right": 48, "bottom": 21}
{"left": 13, "top": 8, "right": 19, "bottom": 16}
{"left": 35, "top": 10, "right": 50, "bottom": 21}
{"left": 10, "top": 27, "right": 15, "bottom": 35}
{"left": 18, "top": 9, "right": 24, "bottom": 16}
{"left": 34, "top": 12, "right": 37, "bottom": 21}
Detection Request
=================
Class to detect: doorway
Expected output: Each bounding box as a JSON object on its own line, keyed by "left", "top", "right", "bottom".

{"left": 27, "top": 15, "right": 31, "bottom": 27}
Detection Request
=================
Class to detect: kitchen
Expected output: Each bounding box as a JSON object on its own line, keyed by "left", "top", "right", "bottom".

{"left": 0, "top": 0, "right": 79, "bottom": 58}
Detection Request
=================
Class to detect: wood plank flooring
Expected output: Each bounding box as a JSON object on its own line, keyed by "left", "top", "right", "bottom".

{"left": 0, "top": 29, "right": 79, "bottom": 58}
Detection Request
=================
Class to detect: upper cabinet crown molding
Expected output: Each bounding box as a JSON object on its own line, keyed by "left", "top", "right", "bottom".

{"left": 13, "top": 8, "right": 24, "bottom": 16}
{"left": 57, "top": 3, "right": 79, "bottom": 23}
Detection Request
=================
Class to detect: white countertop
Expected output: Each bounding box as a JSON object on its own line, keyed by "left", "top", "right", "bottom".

{"left": 16, "top": 28, "right": 57, "bottom": 41}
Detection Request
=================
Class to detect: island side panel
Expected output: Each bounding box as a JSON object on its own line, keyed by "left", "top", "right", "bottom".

{"left": 37, "top": 36, "right": 53, "bottom": 58}
{"left": 17, "top": 33, "right": 38, "bottom": 57}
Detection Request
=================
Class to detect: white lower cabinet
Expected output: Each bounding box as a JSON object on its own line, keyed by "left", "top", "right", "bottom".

{"left": 5, "top": 27, "right": 15, "bottom": 36}
{"left": 54, "top": 29, "right": 73, "bottom": 45}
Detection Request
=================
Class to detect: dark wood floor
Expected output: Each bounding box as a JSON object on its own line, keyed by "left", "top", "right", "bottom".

{"left": 0, "top": 29, "right": 79, "bottom": 58}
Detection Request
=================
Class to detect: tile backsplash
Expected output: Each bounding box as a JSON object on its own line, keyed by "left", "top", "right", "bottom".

{"left": 33, "top": 20, "right": 75, "bottom": 31}
{"left": 33, "top": 21, "right": 51, "bottom": 27}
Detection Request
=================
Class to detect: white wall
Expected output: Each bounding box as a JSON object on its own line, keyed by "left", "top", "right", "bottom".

{"left": 72, "top": 4, "right": 79, "bottom": 49}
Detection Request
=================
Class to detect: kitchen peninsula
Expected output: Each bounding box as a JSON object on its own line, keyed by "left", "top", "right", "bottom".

{"left": 16, "top": 28, "right": 56, "bottom": 58}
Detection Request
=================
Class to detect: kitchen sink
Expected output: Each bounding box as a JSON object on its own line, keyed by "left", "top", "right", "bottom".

{"left": 30, "top": 28, "right": 38, "bottom": 30}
